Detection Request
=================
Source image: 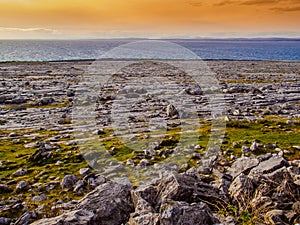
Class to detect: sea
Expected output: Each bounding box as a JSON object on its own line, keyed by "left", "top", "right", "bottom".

{"left": 0, "top": 39, "right": 299, "bottom": 62}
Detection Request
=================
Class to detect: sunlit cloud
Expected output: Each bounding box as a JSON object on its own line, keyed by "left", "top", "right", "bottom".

{"left": 213, "top": 0, "right": 237, "bottom": 6}
{"left": 271, "top": 6, "right": 300, "bottom": 12}
{"left": 186, "top": 1, "right": 203, "bottom": 7}
{"left": 0, "top": 0, "right": 29, "bottom": 2}
{"left": 240, "top": 0, "right": 281, "bottom": 5}
{"left": 213, "top": 0, "right": 284, "bottom": 6}
{"left": 0, "top": 27, "right": 59, "bottom": 39}
{"left": 0, "top": 27, "right": 57, "bottom": 33}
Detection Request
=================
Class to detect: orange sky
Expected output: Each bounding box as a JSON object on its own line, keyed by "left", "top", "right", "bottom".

{"left": 0, "top": 0, "right": 299, "bottom": 38}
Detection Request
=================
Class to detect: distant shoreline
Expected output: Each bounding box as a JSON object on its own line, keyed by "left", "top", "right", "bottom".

{"left": 1, "top": 59, "right": 300, "bottom": 64}
{"left": 0, "top": 37, "right": 300, "bottom": 41}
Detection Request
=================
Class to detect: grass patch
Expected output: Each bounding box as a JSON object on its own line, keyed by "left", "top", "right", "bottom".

{"left": 0, "top": 128, "right": 89, "bottom": 219}
{"left": 223, "top": 117, "right": 300, "bottom": 159}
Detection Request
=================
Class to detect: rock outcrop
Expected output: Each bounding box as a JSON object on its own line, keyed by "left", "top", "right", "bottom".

{"left": 31, "top": 181, "right": 133, "bottom": 225}
{"left": 2, "top": 154, "right": 293, "bottom": 225}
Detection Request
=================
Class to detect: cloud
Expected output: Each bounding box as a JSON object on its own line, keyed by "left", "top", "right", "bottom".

{"left": 0, "top": 27, "right": 59, "bottom": 39}
{"left": 214, "top": 0, "right": 237, "bottom": 6}
{"left": 240, "top": 0, "right": 281, "bottom": 5}
{"left": 0, "top": 0, "right": 29, "bottom": 2}
{"left": 214, "top": 0, "right": 288, "bottom": 7}
{"left": 271, "top": 6, "right": 300, "bottom": 12}
{"left": 186, "top": 1, "right": 202, "bottom": 7}
{"left": 0, "top": 27, "right": 57, "bottom": 33}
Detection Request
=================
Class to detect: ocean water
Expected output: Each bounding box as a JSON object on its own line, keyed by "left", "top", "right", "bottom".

{"left": 0, "top": 39, "right": 299, "bottom": 62}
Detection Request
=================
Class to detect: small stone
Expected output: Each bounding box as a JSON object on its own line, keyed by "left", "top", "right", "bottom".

{"left": 66, "top": 90, "right": 75, "bottom": 97}
{"left": 94, "top": 175, "right": 106, "bottom": 186}
{"left": 144, "top": 149, "right": 155, "bottom": 157}
{"left": 250, "top": 140, "right": 259, "bottom": 151}
{"left": 278, "top": 151, "right": 284, "bottom": 157}
{"left": 24, "top": 142, "right": 38, "bottom": 148}
{"left": 195, "top": 145, "right": 202, "bottom": 150}
{"left": 39, "top": 171, "right": 48, "bottom": 176}
{"left": 10, "top": 96, "right": 26, "bottom": 104}
{"left": 16, "top": 180, "right": 29, "bottom": 192}
{"left": 61, "top": 174, "right": 78, "bottom": 189}
{"left": 9, "top": 197, "right": 22, "bottom": 204}
{"left": 39, "top": 97, "right": 54, "bottom": 106}
{"left": 126, "top": 159, "right": 135, "bottom": 166}
{"left": 241, "top": 146, "right": 250, "bottom": 153}
{"left": 0, "top": 217, "right": 11, "bottom": 225}
{"left": 230, "top": 154, "right": 237, "bottom": 160}
{"left": 8, "top": 132, "right": 18, "bottom": 138}
{"left": 96, "top": 129, "right": 105, "bottom": 135}
{"left": 166, "top": 104, "right": 177, "bottom": 117}
{"left": 79, "top": 168, "right": 90, "bottom": 177}
{"left": 55, "top": 161, "right": 63, "bottom": 166}
{"left": 233, "top": 109, "right": 240, "bottom": 116}
{"left": 129, "top": 136, "right": 137, "bottom": 141}
{"left": 192, "top": 153, "right": 201, "bottom": 159}
{"left": 138, "top": 159, "right": 150, "bottom": 168}
{"left": 0, "top": 184, "right": 10, "bottom": 193}
{"left": 7, "top": 180, "right": 17, "bottom": 185}
{"left": 73, "top": 180, "right": 85, "bottom": 193}
{"left": 44, "top": 143, "right": 52, "bottom": 150}
{"left": 32, "top": 194, "right": 48, "bottom": 202}
{"left": 13, "top": 168, "right": 27, "bottom": 177}
{"left": 12, "top": 203, "right": 23, "bottom": 210}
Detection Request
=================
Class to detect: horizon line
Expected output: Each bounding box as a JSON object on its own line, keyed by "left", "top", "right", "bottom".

{"left": 0, "top": 37, "right": 300, "bottom": 41}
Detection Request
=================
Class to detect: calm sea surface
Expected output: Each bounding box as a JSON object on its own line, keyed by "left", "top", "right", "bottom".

{"left": 0, "top": 39, "right": 299, "bottom": 62}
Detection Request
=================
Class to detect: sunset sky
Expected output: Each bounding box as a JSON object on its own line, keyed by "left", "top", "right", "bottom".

{"left": 0, "top": 0, "right": 299, "bottom": 39}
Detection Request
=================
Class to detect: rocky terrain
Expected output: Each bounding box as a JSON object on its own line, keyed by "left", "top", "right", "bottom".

{"left": 0, "top": 60, "right": 299, "bottom": 225}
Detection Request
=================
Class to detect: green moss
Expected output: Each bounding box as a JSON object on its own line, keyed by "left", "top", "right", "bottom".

{"left": 223, "top": 117, "right": 300, "bottom": 159}
{"left": 4, "top": 100, "right": 72, "bottom": 111}
{"left": 0, "top": 128, "right": 90, "bottom": 219}
{"left": 0, "top": 119, "right": 7, "bottom": 125}
{"left": 26, "top": 100, "right": 72, "bottom": 109}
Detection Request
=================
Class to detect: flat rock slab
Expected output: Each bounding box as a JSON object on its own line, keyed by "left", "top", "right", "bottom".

{"left": 30, "top": 210, "right": 94, "bottom": 225}
{"left": 249, "top": 156, "right": 288, "bottom": 177}
{"left": 156, "top": 173, "right": 228, "bottom": 208}
{"left": 228, "top": 156, "right": 259, "bottom": 179}
{"left": 160, "top": 200, "right": 219, "bottom": 225}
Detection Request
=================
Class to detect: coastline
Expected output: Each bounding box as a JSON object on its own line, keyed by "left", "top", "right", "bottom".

{"left": 1, "top": 58, "right": 300, "bottom": 64}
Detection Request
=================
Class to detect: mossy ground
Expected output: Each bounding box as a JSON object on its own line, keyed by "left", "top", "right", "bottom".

{"left": 0, "top": 128, "right": 89, "bottom": 219}
{"left": 3, "top": 99, "right": 72, "bottom": 111}
{"left": 223, "top": 116, "right": 300, "bottom": 160}
{"left": 0, "top": 116, "right": 299, "bottom": 222}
